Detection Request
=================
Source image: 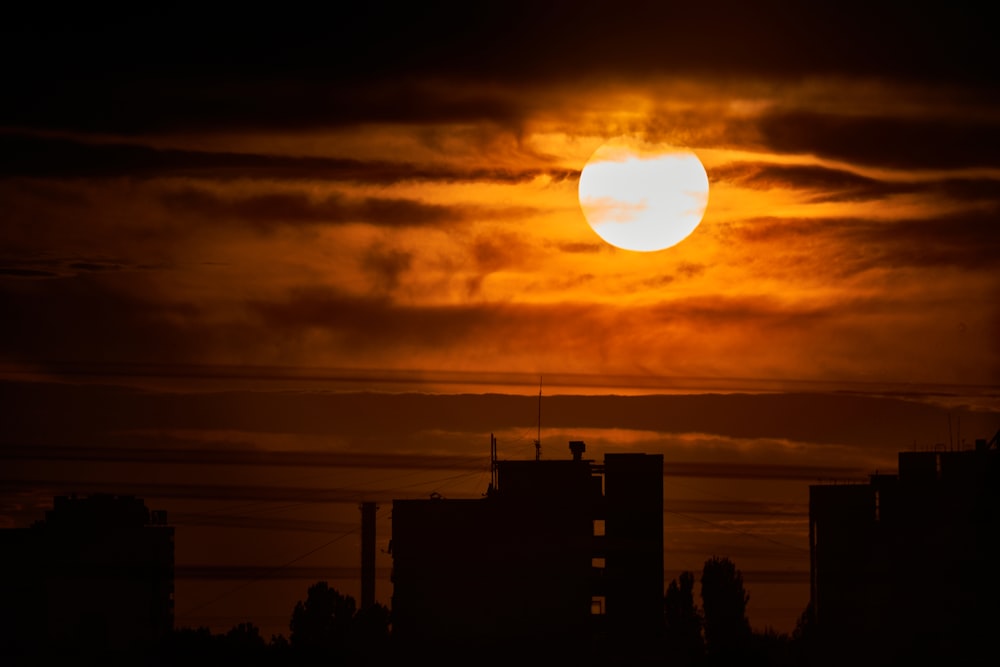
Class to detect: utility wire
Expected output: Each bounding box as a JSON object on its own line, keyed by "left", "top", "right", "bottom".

{"left": 176, "top": 469, "right": 483, "bottom": 618}
{"left": 177, "top": 524, "right": 362, "bottom": 619}
{"left": 666, "top": 509, "right": 809, "bottom": 554}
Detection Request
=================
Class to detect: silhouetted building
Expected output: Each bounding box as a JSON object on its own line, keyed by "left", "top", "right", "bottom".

{"left": 0, "top": 494, "right": 174, "bottom": 658}
{"left": 809, "top": 432, "right": 1000, "bottom": 665}
{"left": 360, "top": 501, "right": 378, "bottom": 610}
{"left": 390, "top": 440, "right": 663, "bottom": 661}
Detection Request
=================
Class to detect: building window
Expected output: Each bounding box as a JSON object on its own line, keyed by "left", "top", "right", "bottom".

{"left": 591, "top": 596, "right": 606, "bottom": 615}
{"left": 592, "top": 557, "right": 606, "bottom": 569}
{"left": 874, "top": 490, "right": 880, "bottom": 522}
{"left": 593, "top": 519, "right": 605, "bottom": 537}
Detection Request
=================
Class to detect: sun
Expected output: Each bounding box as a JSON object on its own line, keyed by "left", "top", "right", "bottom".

{"left": 578, "top": 136, "right": 709, "bottom": 252}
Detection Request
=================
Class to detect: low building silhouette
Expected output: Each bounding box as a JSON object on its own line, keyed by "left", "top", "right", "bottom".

{"left": 390, "top": 439, "right": 663, "bottom": 661}
{"left": 809, "top": 431, "right": 1000, "bottom": 664}
{"left": 0, "top": 494, "right": 174, "bottom": 658}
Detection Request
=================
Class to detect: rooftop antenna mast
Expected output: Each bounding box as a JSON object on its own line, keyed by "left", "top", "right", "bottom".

{"left": 490, "top": 433, "right": 498, "bottom": 491}
{"left": 534, "top": 376, "right": 542, "bottom": 461}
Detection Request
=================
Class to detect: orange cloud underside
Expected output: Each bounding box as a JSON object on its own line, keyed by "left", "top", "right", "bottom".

{"left": 2, "top": 78, "right": 997, "bottom": 386}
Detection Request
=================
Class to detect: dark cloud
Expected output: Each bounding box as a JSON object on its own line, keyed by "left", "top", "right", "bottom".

{"left": 734, "top": 211, "right": 1000, "bottom": 274}
{"left": 160, "top": 188, "right": 477, "bottom": 229}
{"left": 249, "top": 289, "right": 502, "bottom": 352}
{"left": 550, "top": 241, "right": 606, "bottom": 254}
{"left": 68, "top": 261, "right": 123, "bottom": 272}
{"left": 241, "top": 286, "right": 998, "bottom": 384}
{"left": 0, "top": 444, "right": 862, "bottom": 483}
{"left": 0, "top": 182, "right": 141, "bottom": 259}
{"left": 676, "top": 263, "right": 705, "bottom": 279}
{"left": 1, "top": 79, "right": 532, "bottom": 136}
{"left": 0, "top": 274, "right": 219, "bottom": 366}
{"left": 0, "top": 268, "right": 58, "bottom": 278}
{"left": 640, "top": 275, "right": 675, "bottom": 289}
{"left": 3, "top": 5, "right": 993, "bottom": 135}
{"left": 0, "top": 478, "right": 435, "bottom": 504}
{"left": 665, "top": 499, "right": 807, "bottom": 517}
{"left": 838, "top": 213, "right": 1000, "bottom": 271}
{"left": 0, "top": 445, "right": 484, "bottom": 471}
{"left": 464, "top": 232, "right": 539, "bottom": 295}
{"left": 2, "top": 379, "right": 996, "bottom": 456}
{"left": 246, "top": 287, "right": 694, "bottom": 359}
{"left": 3, "top": 262, "right": 996, "bottom": 387}
{"left": 663, "top": 462, "right": 863, "bottom": 481}
{"left": 0, "top": 134, "right": 573, "bottom": 183}
{"left": 711, "top": 162, "right": 915, "bottom": 202}
{"left": 171, "top": 514, "right": 359, "bottom": 535}
{"left": 362, "top": 245, "right": 414, "bottom": 293}
{"left": 0, "top": 257, "right": 137, "bottom": 280}
{"left": 175, "top": 566, "right": 389, "bottom": 581}
{"left": 663, "top": 498, "right": 804, "bottom": 520}
{"left": 713, "top": 161, "right": 1000, "bottom": 204}
{"left": 936, "top": 179, "right": 1000, "bottom": 202}
{"left": 755, "top": 111, "right": 1000, "bottom": 170}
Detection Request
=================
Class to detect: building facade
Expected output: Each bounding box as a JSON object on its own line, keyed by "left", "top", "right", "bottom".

{"left": 0, "top": 494, "right": 174, "bottom": 658}
{"left": 809, "top": 433, "right": 1000, "bottom": 664}
{"left": 390, "top": 440, "right": 663, "bottom": 660}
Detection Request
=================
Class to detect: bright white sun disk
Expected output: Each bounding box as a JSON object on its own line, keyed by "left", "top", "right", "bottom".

{"left": 578, "top": 138, "right": 709, "bottom": 252}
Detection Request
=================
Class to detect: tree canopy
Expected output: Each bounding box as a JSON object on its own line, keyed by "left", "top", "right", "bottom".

{"left": 664, "top": 570, "right": 705, "bottom": 666}
{"left": 700, "top": 556, "right": 752, "bottom": 663}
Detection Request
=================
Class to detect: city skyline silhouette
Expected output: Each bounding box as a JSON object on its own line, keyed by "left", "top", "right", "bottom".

{"left": 2, "top": 4, "right": 999, "bottom": 664}
{"left": 4, "top": 429, "right": 999, "bottom": 665}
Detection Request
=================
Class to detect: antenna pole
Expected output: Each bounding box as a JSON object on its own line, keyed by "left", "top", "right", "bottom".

{"left": 490, "top": 433, "right": 498, "bottom": 490}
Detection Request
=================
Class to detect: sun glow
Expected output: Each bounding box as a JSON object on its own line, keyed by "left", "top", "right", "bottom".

{"left": 578, "top": 137, "right": 710, "bottom": 252}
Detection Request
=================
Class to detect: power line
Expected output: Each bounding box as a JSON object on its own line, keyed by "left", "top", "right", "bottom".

{"left": 177, "top": 524, "right": 362, "bottom": 619}
{"left": 666, "top": 509, "right": 809, "bottom": 554}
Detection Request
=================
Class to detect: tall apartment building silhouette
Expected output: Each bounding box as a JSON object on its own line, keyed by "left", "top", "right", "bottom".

{"left": 809, "top": 432, "right": 1000, "bottom": 665}
{"left": 390, "top": 440, "right": 663, "bottom": 661}
{"left": 0, "top": 494, "right": 174, "bottom": 658}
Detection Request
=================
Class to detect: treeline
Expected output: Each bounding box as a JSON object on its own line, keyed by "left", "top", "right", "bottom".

{"left": 162, "top": 558, "right": 815, "bottom": 666}
{"left": 163, "top": 581, "right": 390, "bottom": 666}
{"left": 5, "top": 559, "right": 814, "bottom": 665}
{"left": 664, "top": 555, "right": 812, "bottom": 666}
{"left": 158, "top": 557, "right": 813, "bottom": 666}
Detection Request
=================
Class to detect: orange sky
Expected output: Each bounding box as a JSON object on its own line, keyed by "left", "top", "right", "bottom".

{"left": 2, "top": 3, "right": 999, "bottom": 639}
{"left": 3, "top": 77, "right": 998, "bottom": 383}
{"left": 2, "top": 11, "right": 998, "bottom": 385}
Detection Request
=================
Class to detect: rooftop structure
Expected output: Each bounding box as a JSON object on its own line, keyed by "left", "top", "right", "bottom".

{"left": 390, "top": 439, "right": 663, "bottom": 661}
{"left": 809, "top": 431, "right": 1000, "bottom": 665}
{"left": 0, "top": 494, "right": 174, "bottom": 658}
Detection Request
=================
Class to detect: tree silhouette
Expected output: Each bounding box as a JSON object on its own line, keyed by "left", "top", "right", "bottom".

{"left": 289, "top": 581, "right": 357, "bottom": 660}
{"left": 226, "top": 621, "right": 265, "bottom": 649}
{"left": 351, "top": 601, "right": 391, "bottom": 655}
{"left": 664, "top": 570, "right": 704, "bottom": 665}
{"left": 700, "top": 556, "right": 751, "bottom": 663}
{"left": 790, "top": 600, "right": 815, "bottom": 663}
{"left": 224, "top": 621, "right": 267, "bottom": 664}
{"left": 286, "top": 581, "right": 391, "bottom": 664}
{"left": 749, "top": 626, "right": 794, "bottom": 667}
